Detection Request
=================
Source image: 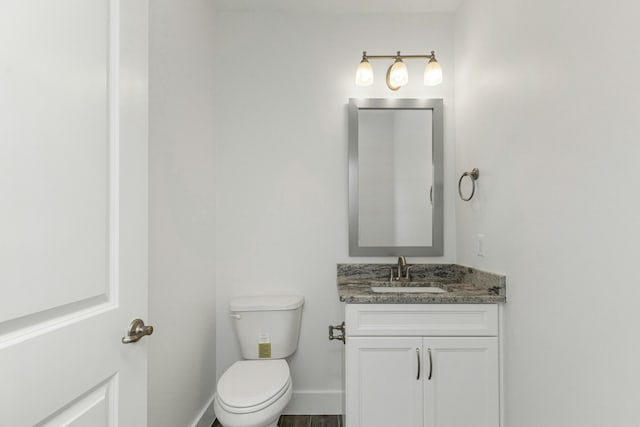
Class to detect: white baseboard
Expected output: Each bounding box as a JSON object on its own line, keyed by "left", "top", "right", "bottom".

{"left": 283, "top": 390, "right": 344, "bottom": 415}
{"left": 190, "top": 394, "right": 216, "bottom": 427}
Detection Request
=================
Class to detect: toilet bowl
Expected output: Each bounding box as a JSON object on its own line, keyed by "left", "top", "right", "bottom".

{"left": 214, "top": 360, "right": 292, "bottom": 427}
{"left": 214, "top": 295, "right": 304, "bottom": 427}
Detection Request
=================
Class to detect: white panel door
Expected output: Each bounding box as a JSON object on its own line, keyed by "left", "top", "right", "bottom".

{"left": 0, "top": 1, "right": 148, "bottom": 426}
{"left": 346, "top": 337, "right": 423, "bottom": 427}
{"left": 423, "top": 338, "right": 500, "bottom": 427}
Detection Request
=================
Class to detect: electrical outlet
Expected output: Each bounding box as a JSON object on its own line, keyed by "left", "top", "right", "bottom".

{"left": 477, "top": 234, "right": 485, "bottom": 257}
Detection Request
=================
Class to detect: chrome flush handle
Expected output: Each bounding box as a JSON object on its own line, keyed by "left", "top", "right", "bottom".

{"left": 122, "top": 319, "right": 154, "bottom": 344}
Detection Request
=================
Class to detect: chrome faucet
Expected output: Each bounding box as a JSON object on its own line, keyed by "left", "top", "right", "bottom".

{"left": 396, "top": 256, "right": 407, "bottom": 281}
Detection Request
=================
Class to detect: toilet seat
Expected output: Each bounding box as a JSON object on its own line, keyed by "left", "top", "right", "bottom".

{"left": 216, "top": 360, "right": 291, "bottom": 414}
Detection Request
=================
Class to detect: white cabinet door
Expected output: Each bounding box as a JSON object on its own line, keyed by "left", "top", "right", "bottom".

{"left": 0, "top": 1, "right": 148, "bottom": 426}
{"left": 346, "top": 337, "right": 423, "bottom": 427}
{"left": 423, "top": 338, "right": 500, "bottom": 427}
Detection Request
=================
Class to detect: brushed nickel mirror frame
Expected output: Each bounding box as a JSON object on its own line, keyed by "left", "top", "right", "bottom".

{"left": 348, "top": 98, "right": 444, "bottom": 256}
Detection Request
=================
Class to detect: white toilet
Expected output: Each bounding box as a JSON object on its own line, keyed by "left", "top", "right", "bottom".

{"left": 214, "top": 295, "right": 304, "bottom": 427}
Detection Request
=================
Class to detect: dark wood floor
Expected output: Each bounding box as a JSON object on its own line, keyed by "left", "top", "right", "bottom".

{"left": 212, "top": 415, "right": 342, "bottom": 427}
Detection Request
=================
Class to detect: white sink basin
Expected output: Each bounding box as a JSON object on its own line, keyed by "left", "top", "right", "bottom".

{"left": 371, "top": 286, "right": 447, "bottom": 294}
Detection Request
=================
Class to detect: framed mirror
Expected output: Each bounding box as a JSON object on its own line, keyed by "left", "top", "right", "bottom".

{"left": 348, "top": 98, "right": 443, "bottom": 256}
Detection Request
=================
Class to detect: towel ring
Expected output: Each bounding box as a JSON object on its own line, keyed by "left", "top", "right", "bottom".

{"left": 458, "top": 168, "right": 479, "bottom": 201}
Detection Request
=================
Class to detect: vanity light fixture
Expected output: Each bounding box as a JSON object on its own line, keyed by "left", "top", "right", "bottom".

{"left": 355, "top": 50, "right": 443, "bottom": 91}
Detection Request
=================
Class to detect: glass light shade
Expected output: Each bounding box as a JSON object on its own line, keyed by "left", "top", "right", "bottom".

{"left": 389, "top": 60, "right": 409, "bottom": 87}
{"left": 355, "top": 60, "right": 374, "bottom": 87}
{"left": 424, "top": 60, "right": 443, "bottom": 86}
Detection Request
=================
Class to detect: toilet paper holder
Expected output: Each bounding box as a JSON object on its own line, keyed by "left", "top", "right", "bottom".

{"left": 328, "top": 322, "right": 345, "bottom": 344}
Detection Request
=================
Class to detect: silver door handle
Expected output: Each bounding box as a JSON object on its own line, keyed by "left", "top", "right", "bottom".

{"left": 428, "top": 348, "right": 433, "bottom": 380}
{"left": 416, "top": 348, "right": 421, "bottom": 380}
{"left": 122, "top": 319, "right": 154, "bottom": 344}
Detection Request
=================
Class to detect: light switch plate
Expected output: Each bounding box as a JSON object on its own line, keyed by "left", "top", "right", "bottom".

{"left": 477, "top": 234, "right": 485, "bottom": 257}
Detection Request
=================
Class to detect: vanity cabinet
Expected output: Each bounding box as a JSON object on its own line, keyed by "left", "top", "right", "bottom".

{"left": 345, "top": 304, "right": 501, "bottom": 427}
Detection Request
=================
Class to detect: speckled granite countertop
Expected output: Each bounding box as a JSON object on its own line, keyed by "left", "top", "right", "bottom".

{"left": 337, "top": 263, "right": 506, "bottom": 304}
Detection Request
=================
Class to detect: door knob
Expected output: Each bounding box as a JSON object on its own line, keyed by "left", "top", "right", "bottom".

{"left": 122, "top": 319, "right": 154, "bottom": 344}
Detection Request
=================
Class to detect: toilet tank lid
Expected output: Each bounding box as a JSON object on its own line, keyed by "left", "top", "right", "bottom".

{"left": 229, "top": 295, "right": 304, "bottom": 312}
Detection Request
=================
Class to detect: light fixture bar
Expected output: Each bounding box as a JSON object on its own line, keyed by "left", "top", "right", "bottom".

{"left": 364, "top": 53, "right": 436, "bottom": 60}
{"left": 355, "top": 50, "right": 443, "bottom": 90}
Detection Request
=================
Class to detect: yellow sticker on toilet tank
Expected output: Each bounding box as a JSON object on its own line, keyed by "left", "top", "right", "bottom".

{"left": 258, "top": 333, "right": 271, "bottom": 358}
{"left": 258, "top": 343, "right": 271, "bottom": 358}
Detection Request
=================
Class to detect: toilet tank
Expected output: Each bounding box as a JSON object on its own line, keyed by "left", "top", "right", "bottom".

{"left": 229, "top": 295, "right": 304, "bottom": 360}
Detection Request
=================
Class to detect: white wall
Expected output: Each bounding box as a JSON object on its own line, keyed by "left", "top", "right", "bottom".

{"left": 454, "top": 0, "right": 640, "bottom": 425}
{"left": 149, "top": 1, "right": 217, "bottom": 426}
{"left": 213, "top": 11, "right": 456, "bottom": 413}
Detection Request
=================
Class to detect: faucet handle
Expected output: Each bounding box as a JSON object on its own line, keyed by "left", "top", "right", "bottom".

{"left": 405, "top": 266, "right": 413, "bottom": 280}
{"left": 388, "top": 267, "right": 395, "bottom": 281}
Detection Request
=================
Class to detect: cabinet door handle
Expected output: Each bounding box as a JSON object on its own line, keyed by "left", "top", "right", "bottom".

{"left": 416, "top": 348, "right": 421, "bottom": 380}
{"left": 428, "top": 348, "right": 433, "bottom": 380}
